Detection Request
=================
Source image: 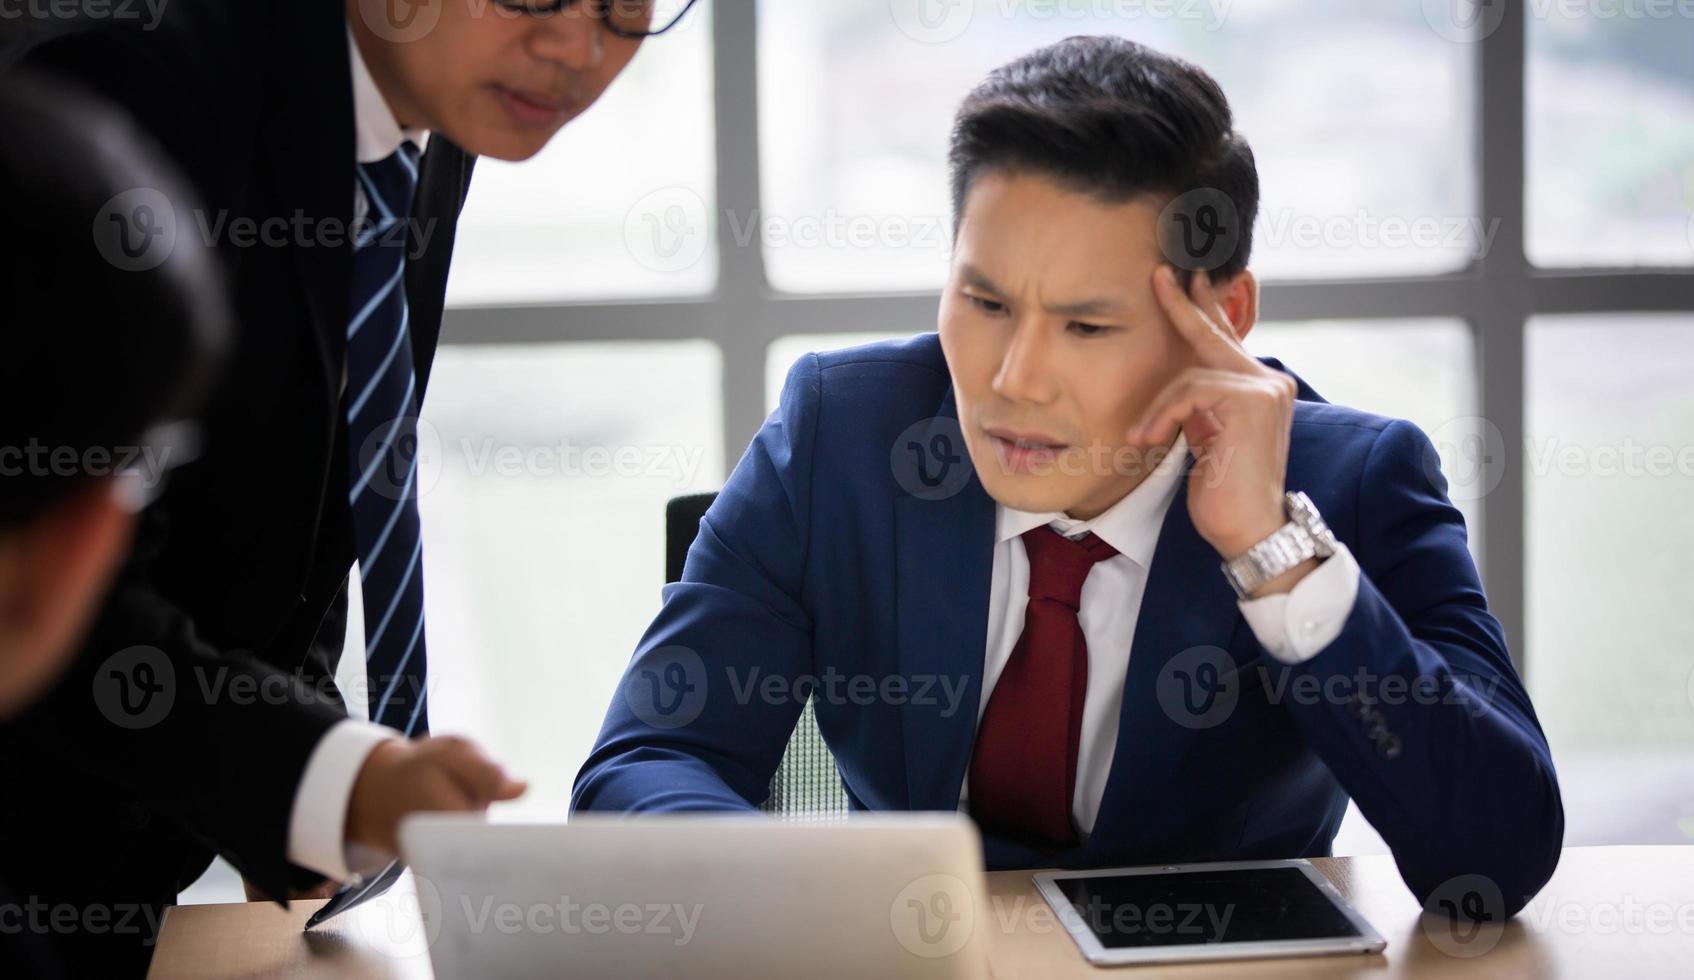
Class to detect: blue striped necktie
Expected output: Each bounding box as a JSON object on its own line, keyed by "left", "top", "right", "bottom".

{"left": 344, "top": 141, "right": 429, "bottom": 737}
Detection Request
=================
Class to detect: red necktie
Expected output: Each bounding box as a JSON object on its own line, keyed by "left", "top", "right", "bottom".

{"left": 969, "top": 526, "right": 1119, "bottom": 849}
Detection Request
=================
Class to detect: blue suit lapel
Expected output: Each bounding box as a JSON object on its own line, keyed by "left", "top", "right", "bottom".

{"left": 892, "top": 407, "right": 995, "bottom": 812}
{"left": 1082, "top": 363, "right": 1323, "bottom": 857}
{"left": 1087, "top": 452, "right": 1256, "bottom": 854}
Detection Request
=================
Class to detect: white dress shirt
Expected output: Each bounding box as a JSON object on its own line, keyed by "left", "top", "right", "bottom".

{"left": 960, "top": 434, "right": 1362, "bottom": 837}
{"left": 348, "top": 25, "right": 429, "bottom": 215}
{"left": 284, "top": 27, "right": 433, "bottom": 884}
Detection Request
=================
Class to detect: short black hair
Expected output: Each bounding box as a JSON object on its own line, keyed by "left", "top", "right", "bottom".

{"left": 948, "top": 35, "right": 1259, "bottom": 280}
{"left": 0, "top": 72, "right": 226, "bottom": 529}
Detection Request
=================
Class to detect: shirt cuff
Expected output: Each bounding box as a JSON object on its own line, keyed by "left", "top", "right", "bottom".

{"left": 1237, "top": 542, "right": 1361, "bottom": 663}
{"left": 287, "top": 720, "right": 400, "bottom": 882}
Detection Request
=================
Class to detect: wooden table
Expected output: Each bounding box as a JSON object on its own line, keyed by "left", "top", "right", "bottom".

{"left": 147, "top": 845, "right": 1694, "bottom": 978}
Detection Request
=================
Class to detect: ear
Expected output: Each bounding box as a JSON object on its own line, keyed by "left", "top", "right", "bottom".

{"left": 1212, "top": 268, "right": 1259, "bottom": 344}
{"left": 0, "top": 481, "right": 135, "bottom": 717}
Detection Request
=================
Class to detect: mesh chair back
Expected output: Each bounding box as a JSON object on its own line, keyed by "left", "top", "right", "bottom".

{"left": 664, "top": 493, "right": 848, "bottom": 819}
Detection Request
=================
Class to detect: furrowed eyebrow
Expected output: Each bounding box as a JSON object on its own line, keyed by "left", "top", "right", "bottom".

{"left": 1046, "top": 296, "right": 1129, "bottom": 318}
{"left": 958, "top": 263, "right": 1129, "bottom": 318}
{"left": 957, "top": 263, "right": 1002, "bottom": 295}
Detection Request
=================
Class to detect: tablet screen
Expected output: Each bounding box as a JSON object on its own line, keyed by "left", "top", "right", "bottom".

{"left": 1050, "top": 866, "right": 1366, "bottom": 949}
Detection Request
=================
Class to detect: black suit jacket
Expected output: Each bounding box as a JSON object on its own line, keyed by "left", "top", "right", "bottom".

{"left": 0, "top": 0, "right": 474, "bottom": 972}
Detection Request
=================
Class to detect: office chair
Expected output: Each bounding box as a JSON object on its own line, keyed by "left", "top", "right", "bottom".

{"left": 666, "top": 492, "right": 848, "bottom": 819}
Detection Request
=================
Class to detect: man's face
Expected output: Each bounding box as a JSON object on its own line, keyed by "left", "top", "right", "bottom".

{"left": 939, "top": 171, "right": 1253, "bottom": 520}
{"left": 349, "top": 0, "right": 647, "bottom": 161}
{"left": 0, "top": 484, "right": 133, "bottom": 718}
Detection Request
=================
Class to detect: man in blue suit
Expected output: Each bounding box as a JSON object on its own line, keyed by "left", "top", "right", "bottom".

{"left": 574, "top": 36, "right": 1563, "bottom": 917}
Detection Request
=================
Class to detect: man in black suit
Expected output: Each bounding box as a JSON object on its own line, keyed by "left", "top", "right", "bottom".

{"left": 1, "top": 0, "right": 693, "bottom": 972}
{"left": 0, "top": 72, "right": 224, "bottom": 979}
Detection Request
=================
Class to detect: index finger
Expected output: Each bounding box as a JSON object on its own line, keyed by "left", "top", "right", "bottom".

{"left": 1152, "top": 264, "right": 1257, "bottom": 371}
{"left": 440, "top": 748, "right": 521, "bottom": 806}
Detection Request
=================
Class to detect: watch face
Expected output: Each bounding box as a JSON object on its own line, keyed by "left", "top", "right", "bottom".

{"left": 1287, "top": 492, "right": 1336, "bottom": 556}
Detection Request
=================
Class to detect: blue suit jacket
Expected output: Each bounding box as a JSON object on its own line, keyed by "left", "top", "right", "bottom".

{"left": 573, "top": 334, "right": 1563, "bottom": 915}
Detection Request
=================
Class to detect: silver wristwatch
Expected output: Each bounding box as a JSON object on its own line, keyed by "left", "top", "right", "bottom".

{"left": 1221, "top": 491, "right": 1338, "bottom": 599}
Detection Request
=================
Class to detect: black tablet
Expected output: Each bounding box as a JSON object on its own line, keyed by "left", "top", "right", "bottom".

{"left": 1033, "top": 859, "right": 1386, "bottom": 966}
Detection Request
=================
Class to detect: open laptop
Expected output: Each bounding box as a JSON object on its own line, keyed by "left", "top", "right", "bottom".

{"left": 401, "top": 813, "right": 991, "bottom": 980}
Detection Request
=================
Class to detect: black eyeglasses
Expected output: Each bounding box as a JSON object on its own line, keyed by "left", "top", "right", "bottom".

{"left": 492, "top": 0, "right": 701, "bottom": 38}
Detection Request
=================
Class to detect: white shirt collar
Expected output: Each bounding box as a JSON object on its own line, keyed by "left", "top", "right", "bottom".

{"left": 347, "top": 26, "right": 430, "bottom": 164}
{"left": 994, "top": 433, "right": 1189, "bottom": 569}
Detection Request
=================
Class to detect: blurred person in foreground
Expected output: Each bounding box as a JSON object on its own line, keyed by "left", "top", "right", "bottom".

{"left": 0, "top": 60, "right": 526, "bottom": 974}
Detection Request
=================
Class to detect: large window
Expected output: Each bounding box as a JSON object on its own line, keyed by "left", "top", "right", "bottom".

{"left": 416, "top": 344, "right": 723, "bottom": 816}
{"left": 1526, "top": 6, "right": 1694, "bottom": 268}
{"left": 1527, "top": 316, "right": 1694, "bottom": 759}
{"left": 757, "top": 0, "right": 1476, "bottom": 291}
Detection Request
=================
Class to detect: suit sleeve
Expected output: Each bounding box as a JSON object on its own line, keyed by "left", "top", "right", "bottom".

{"left": 1278, "top": 419, "right": 1563, "bottom": 917}
{"left": 571, "top": 356, "right": 824, "bottom": 813}
{"left": 13, "top": 521, "right": 349, "bottom": 900}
